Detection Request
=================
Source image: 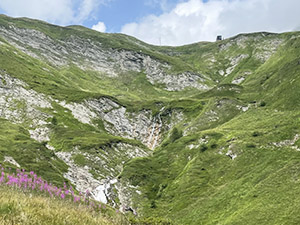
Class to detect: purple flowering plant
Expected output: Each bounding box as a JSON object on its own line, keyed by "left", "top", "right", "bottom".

{"left": 0, "top": 165, "right": 116, "bottom": 214}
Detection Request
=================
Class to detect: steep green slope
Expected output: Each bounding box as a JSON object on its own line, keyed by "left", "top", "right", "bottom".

{"left": 119, "top": 32, "right": 300, "bottom": 224}
{"left": 0, "top": 118, "right": 68, "bottom": 186}
{"left": 0, "top": 14, "right": 300, "bottom": 225}
{"left": 121, "top": 107, "right": 300, "bottom": 224}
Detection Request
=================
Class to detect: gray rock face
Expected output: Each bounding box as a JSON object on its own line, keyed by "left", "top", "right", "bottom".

{"left": 219, "top": 33, "right": 283, "bottom": 65}
{"left": 0, "top": 72, "right": 52, "bottom": 142}
{"left": 146, "top": 71, "right": 209, "bottom": 91}
{"left": 272, "top": 134, "right": 300, "bottom": 148}
{"left": 55, "top": 142, "right": 149, "bottom": 204}
{"left": 0, "top": 25, "right": 67, "bottom": 65}
{"left": 87, "top": 98, "right": 162, "bottom": 149}
{"left": 59, "top": 100, "right": 97, "bottom": 125}
{"left": 55, "top": 151, "right": 102, "bottom": 198}
{"left": 222, "top": 54, "right": 249, "bottom": 77}
{"left": 253, "top": 38, "right": 283, "bottom": 62}
{"left": 0, "top": 25, "right": 208, "bottom": 91}
{"left": 4, "top": 156, "right": 20, "bottom": 167}
{"left": 61, "top": 97, "right": 183, "bottom": 149}
{"left": 115, "top": 180, "right": 139, "bottom": 214}
{"left": 219, "top": 35, "right": 250, "bottom": 51}
{"left": 232, "top": 77, "right": 245, "bottom": 84}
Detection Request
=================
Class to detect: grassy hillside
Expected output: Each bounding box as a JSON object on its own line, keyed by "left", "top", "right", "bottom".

{"left": 0, "top": 14, "right": 300, "bottom": 225}
{"left": 0, "top": 118, "right": 69, "bottom": 186}
{"left": 121, "top": 108, "right": 300, "bottom": 224}
{"left": 119, "top": 31, "right": 300, "bottom": 224}
{"left": 0, "top": 185, "right": 124, "bottom": 225}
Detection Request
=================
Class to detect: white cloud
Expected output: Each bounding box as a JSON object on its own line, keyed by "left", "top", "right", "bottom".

{"left": 121, "top": 0, "right": 300, "bottom": 46}
{"left": 0, "top": 0, "right": 74, "bottom": 25}
{"left": 92, "top": 21, "right": 106, "bottom": 32}
{"left": 144, "top": 0, "right": 178, "bottom": 12}
{"left": 75, "top": 0, "right": 98, "bottom": 23}
{"left": 0, "top": 0, "right": 108, "bottom": 25}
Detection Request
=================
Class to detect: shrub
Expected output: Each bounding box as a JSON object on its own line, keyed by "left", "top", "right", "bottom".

{"left": 259, "top": 101, "right": 266, "bottom": 107}
{"left": 150, "top": 200, "right": 157, "bottom": 209}
{"left": 200, "top": 144, "right": 208, "bottom": 152}
{"left": 169, "top": 128, "right": 182, "bottom": 143}
{"left": 51, "top": 116, "right": 58, "bottom": 125}
{"left": 246, "top": 143, "right": 256, "bottom": 148}
{"left": 210, "top": 143, "right": 218, "bottom": 149}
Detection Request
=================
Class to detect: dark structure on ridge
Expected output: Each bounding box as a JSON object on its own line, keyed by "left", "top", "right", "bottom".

{"left": 216, "top": 35, "right": 222, "bottom": 41}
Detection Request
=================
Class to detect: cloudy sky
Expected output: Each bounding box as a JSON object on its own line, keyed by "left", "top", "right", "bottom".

{"left": 0, "top": 0, "right": 299, "bottom": 46}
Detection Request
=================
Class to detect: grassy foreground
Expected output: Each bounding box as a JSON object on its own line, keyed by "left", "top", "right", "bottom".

{"left": 0, "top": 186, "right": 125, "bottom": 225}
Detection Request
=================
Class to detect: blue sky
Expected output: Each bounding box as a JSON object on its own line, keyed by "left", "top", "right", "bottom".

{"left": 93, "top": 0, "right": 209, "bottom": 32}
{"left": 0, "top": 0, "right": 182, "bottom": 32}
{"left": 0, "top": 0, "right": 299, "bottom": 46}
{"left": 86, "top": 0, "right": 169, "bottom": 32}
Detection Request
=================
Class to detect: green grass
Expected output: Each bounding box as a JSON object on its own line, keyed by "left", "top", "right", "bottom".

{"left": 121, "top": 110, "right": 300, "bottom": 224}
{"left": 1, "top": 14, "right": 300, "bottom": 225}
{"left": 117, "top": 31, "right": 300, "bottom": 224}
{"left": 0, "top": 186, "right": 125, "bottom": 225}
{"left": 0, "top": 118, "right": 68, "bottom": 186}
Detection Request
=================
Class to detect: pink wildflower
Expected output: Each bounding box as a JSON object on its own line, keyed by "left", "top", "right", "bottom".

{"left": 61, "top": 193, "right": 65, "bottom": 199}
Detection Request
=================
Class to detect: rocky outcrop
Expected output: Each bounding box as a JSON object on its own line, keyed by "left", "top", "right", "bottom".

{"left": 0, "top": 72, "right": 183, "bottom": 206}
{"left": 272, "top": 134, "right": 300, "bottom": 148}
{"left": 28, "top": 127, "right": 51, "bottom": 142}
{"left": 219, "top": 54, "right": 249, "bottom": 77}
{"left": 3, "top": 156, "right": 20, "bottom": 167}
{"left": 55, "top": 142, "right": 149, "bottom": 205}
{"left": 0, "top": 25, "right": 208, "bottom": 91}
{"left": 231, "top": 71, "right": 252, "bottom": 85}
{"left": 59, "top": 100, "right": 97, "bottom": 125}
{"left": 61, "top": 98, "right": 183, "bottom": 149}
{"left": 55, "top": 151, "right": 102, "bottom": 200}
{"left": 146, "top": 71, "right": 209, "bottom": 91}
{"left": 226, "top": 149, "right": 237, "bottom": 160}
{"left": 87, "top": 98, "right": 162, "bottom": 149}
{"left": 219, "top": 35, "right": 250, "bottom": 51}
{"left": 253, "top": 38, "right": 283, "bottom": 62}
{"left": 115, "top": 180, "right": 139, "bottom": 214}
{"left": 219, "top": 33, "right": 283, "bottom": 70}
{"left": 0, "top": 72, "right": 52, "bottom": 142}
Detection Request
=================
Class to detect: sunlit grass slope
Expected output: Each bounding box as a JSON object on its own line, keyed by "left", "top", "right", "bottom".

{"left": 0, "top": 186, "right": 124, "bottom": 225}
{"left": 119, "top": 32, "right": 300, "bottom": 224}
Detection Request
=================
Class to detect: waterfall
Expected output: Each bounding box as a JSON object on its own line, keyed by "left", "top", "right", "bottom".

{"left": 147, "top": 118, "right": 156, "bottom": 148}
{"left": 152, "top": 113, "right": 162, "bottom": 149}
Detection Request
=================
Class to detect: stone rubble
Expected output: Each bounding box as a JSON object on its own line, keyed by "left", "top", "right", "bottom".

{"left": 55, "top": 142, "right": 149, "bottom": 205}
{"left": 3, "top": 156, "right": 21, "bottom": 168}
{"left": 0, "top": 73, "right": 52, "bottom": 142}
{"left": 60, "top": 97, "right": 183, "bottom": 149}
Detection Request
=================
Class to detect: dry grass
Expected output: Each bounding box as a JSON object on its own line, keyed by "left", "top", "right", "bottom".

{"left": 0, "top": 186, "right": 126, "bottom": 225}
